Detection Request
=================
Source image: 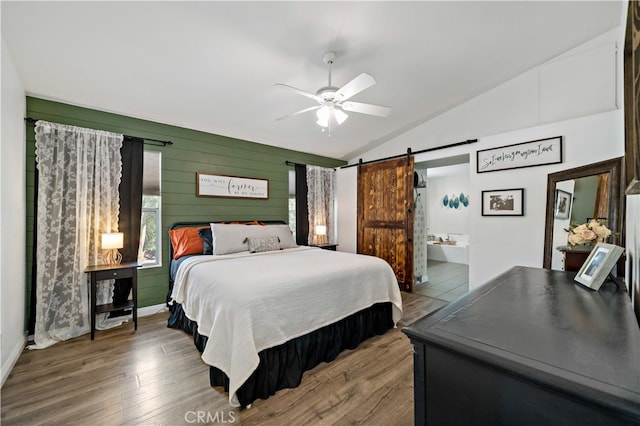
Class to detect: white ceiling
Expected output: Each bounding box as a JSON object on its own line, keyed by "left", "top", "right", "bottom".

{"left": 1, "top": 1, "right": 623, "bottom": 160}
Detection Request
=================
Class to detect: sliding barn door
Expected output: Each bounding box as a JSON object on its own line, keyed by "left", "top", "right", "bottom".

{"left": 357, "top": 157, "right": 414, "bottom": 292}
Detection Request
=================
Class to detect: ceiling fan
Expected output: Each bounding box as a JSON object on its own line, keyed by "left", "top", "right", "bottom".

{"left": 275, "top": 51, "right": 391, "bottom": 132}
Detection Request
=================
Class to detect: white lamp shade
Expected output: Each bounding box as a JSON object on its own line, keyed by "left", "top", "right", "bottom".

{"left": 334, "top": 108, "right": 348, "bottom": 125}
{"left": 315, "top": 225, "right": 327, "bottom": 236}
{"left": 101, "top": 232, "right": 124, "bottom": 250}
{"left": 316, "top": 106, "right": 330, "bottom": 127}
{"left": 316, "top": 106, "right": 348, "bottom": 128}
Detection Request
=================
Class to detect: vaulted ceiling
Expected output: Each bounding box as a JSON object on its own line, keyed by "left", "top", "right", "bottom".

{"left": 1, "top": 1, "right": 623, "bottom": 160}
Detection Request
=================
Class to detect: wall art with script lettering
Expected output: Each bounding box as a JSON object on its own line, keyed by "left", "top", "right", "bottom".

{"left": 196, "top": 173, "right": 269, "bottom": 199}
{"left": 476, "top": 136, "right": 562, "bottom": 173}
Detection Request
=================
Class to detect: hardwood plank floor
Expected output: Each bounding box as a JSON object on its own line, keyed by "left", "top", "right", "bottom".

{"left": 1, "top": 292, "right": 446, "bottom": 425}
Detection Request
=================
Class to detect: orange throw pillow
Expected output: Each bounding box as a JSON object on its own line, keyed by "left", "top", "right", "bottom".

{"left": 169, "top": 227, "right": 205, "bottom": 259}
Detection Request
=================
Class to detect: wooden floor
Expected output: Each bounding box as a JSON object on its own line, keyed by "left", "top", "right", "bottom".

{"left": 1, "top": 292, "right": 446, "bottom": 426}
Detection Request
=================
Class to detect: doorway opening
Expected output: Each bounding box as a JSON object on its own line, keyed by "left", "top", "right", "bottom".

{"left": 413, "top": 155, "right": 470, "bottom": 302}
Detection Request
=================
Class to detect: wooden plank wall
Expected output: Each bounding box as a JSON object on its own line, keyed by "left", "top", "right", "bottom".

{"left": 25, "top": 97, "right": 345, "bottom": 316}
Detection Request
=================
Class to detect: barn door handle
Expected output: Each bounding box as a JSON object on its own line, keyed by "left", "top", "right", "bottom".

{"left": 406, "top": 208, "right": 412, "bottom": 242}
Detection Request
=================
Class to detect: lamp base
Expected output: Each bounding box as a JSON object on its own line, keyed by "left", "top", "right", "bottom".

{"left": 103, "top": 249, "right": 122, "bottom": 265}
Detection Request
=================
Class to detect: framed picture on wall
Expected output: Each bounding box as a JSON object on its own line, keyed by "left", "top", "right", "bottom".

{"left": 476, "top": 136, "right": 562, "bottom": 173}
{"left": 196, "top": 172, "right": 269, "bottom": 199}
{"left": 554, "top": 189, "right": 572, "bottom": 220}
{"left": 481, "top": 188, "right": 524, "bottom": 216}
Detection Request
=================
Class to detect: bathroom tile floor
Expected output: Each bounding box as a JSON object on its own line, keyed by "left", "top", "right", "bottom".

{"left": 414, "top": 260, "right": 469, "bottom": 302}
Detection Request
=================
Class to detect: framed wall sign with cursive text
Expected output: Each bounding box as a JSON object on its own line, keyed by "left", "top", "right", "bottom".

{"left": 196, "top": 173, "right": 269, "bottom": 199}
{"left": 476, "top": 136, "right": 562, "bottom": 173}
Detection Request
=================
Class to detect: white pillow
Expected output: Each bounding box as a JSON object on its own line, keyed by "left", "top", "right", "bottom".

{"left": 210, "top": 223, "right": 297, "bottom": 255}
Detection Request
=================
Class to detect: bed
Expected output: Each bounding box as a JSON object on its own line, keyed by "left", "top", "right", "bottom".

{"left": 166, "top": 221, "right": 402, "bottom": 407}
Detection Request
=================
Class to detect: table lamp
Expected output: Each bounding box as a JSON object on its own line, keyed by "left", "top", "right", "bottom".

{"left": 315, "top": 225, "right": 327, "bottom": 246}
{"left": 102, "top": 232, "right": 123, "bottom": 265}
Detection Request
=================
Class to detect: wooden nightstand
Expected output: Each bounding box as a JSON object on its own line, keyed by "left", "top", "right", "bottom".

{"left": 85, "top": 262, "right": 138, "bottom": 340}
{"left": 312, "top": 244, "right": 338, "bottom": 251}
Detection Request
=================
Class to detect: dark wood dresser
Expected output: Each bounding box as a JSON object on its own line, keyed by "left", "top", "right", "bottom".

{"left": 557, "top": 245, "right": 592, "bottom": 271}
{"left": 402, "top": 266, "right": 640, "bottom": 425}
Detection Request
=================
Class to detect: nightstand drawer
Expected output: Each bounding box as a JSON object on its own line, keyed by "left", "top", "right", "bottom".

{"left": 94, "top": 268, "right": 134, "bottom": 281}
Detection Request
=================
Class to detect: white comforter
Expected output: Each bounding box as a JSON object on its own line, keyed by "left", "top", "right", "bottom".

{"left": 170, "top": 246, "right": 402, "bottom": 406}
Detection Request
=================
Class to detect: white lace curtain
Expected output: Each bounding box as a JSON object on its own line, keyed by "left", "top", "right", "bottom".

{"left": 30, "top": 121, "right": 124, "bottom": 349}
{"left": 306, "top": 165, "right": 336, "bottom": 245}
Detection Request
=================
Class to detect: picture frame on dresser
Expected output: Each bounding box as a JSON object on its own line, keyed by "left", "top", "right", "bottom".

{"left": 574, "top": 243, "right": 625, "bottom": 291}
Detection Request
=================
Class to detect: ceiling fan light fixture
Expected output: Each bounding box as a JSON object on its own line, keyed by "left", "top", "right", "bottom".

{"left": 276, "top": 51, "right": 391, "bottom": 132}
{"left": 334, "top": 108, "right": 348, "bottom": 125}
{"left": 316, "top": 106, "right": 330, "bottom": 127}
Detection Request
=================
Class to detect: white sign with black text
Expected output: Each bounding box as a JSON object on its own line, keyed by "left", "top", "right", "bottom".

{"left": 197, "top": 173, "right": 269, "bottom": 199}
{"left": 477, "top": 136, "right": 562, "bottom": 173}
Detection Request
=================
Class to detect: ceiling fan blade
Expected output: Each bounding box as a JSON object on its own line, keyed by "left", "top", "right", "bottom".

{"left": 275, "top": 84, "right": 321, "bottom": 102}
{"left": 275, "top": 105, "right": 321, "bottom": 121}
{"left": 342, "top": 101, "right": 391, "bottom": 117}
{"left": 335, "top": 73, "right": 376, "bottom": 101}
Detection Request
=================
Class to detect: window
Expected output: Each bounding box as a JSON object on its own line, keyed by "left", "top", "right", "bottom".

{"left": 138, "top": 151, "right": 161, "bottom": 268}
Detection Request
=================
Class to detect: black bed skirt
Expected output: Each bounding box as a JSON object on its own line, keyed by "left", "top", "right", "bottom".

{"left": 167, "top": 301, "right": 394, "bottom": 407}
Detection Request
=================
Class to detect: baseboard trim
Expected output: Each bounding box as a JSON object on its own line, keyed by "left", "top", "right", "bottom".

{"left": 138, "top": 303, "right": 167, "bottom": 318}
{"left": 1, "top": 333, "right": 26, "bottom": 387}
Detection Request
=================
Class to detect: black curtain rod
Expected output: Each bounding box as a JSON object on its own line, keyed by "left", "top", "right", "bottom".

{"left": 341, "top": 138, "right": 478, "bottom": 169}
{"left": 24, "top": 117, "right": 173, "bottom": 147}
{"left": 285, "top": 160, "right": 336, "bottom": 170}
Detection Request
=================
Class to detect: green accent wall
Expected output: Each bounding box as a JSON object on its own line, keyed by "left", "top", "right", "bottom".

{"left": 25, "top": 97, "right": 345, "bottom": 317}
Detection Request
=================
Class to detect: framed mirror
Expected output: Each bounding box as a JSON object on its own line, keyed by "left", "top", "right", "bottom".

{"left": 543, "top": 157, "right": 624, "bottom": 270}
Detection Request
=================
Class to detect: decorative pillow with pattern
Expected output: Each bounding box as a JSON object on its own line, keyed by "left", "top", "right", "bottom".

{"left": 246, "top": 236, "right": 281, "bottom": 253}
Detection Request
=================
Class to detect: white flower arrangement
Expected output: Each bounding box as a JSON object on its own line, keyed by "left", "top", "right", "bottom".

{"left": 565, "top": 219, "right": 612, "bottom": 247}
